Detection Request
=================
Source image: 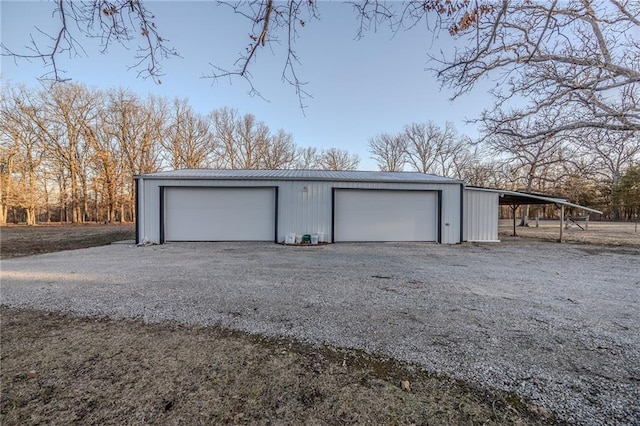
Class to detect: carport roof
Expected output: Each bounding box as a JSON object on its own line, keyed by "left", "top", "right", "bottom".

{"left": 136, "top": 169, "right": 463, "bottom": 184}
{"left": 467, "top": 187, "right": 603, "bottom": 214}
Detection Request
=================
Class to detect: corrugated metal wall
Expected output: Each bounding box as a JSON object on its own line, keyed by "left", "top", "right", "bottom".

{"left": 138, "top": 178, "right": 463, "bottom": 244}
{"left": 463, "top": 189, "right": 499, "bottom": 242}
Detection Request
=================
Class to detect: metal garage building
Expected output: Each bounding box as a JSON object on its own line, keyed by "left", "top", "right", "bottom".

{"left": 135, "top": 169, "right": 465, "bottom": 244}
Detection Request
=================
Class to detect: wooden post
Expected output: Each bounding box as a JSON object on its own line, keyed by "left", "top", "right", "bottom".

{"left": 585, "top": 215, "right": 589, "bottom": 230}
{"left": 536, "top": 214, "right": 539, "bottom": 228}
{"left": 511, "top": 205, "right": 518, "bottom": 236}
{"left": 559, "top": 205, "right": 564, "bottom": 243}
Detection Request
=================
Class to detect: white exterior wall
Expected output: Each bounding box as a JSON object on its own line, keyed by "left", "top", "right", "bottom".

{"left": 137, "top": 178, "right": 463, "bottom": 244}
{"left": 463, "top": 189, "right": 499, "bottom": 242}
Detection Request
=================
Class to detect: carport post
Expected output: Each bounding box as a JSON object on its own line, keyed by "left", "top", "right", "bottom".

{"left": 511, "top": 204, "right": 518, "bottom": 236}
{"left": 558, "top": 204, "right": 564, "bottom": 243}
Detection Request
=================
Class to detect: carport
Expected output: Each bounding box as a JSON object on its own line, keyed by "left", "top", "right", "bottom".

{"left": 496, "top": 190, "right": 603, "bottom": 242}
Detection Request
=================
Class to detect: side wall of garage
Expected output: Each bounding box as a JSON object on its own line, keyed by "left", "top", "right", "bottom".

{"left": 463, "top": 189, "right": 499, "bottom": 242}
{"left": 137, "top": 178, "right": 463, "bottom": 244}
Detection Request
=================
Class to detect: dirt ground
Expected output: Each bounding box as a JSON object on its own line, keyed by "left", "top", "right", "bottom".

{"left": 0, "top": 307, "right": 553, "bottom": 425}
{"left": 499, "top": 219, "right": 640, "bottom": 246}
{"left": 0, "top": 224, "right": 135, "bottom": 259}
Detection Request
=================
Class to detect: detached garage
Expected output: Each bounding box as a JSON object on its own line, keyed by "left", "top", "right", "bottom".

{"left": 135, "top": 169, "right": 463, "bottom": 244}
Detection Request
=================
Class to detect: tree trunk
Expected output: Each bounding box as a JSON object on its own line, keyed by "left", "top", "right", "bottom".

{"left": 27, "top": 150, "right": 37, "bottom": 225}
{"left": 80, "top": 173, "right": 89, "bottom": 222}
{"left": 25, "top": 207, "right": 35, "bottom": 226}
{"left": 70, "top": 161, "right": 80, "bottom": 223}
{"left": 519, "top": 172, "right": 536, "bottom": 226}
{"left": 611, "top": 171, "right": 621, "bottom": 220}
{"left": 59, "top": 176, "right": 67, "bottom": 223}
{"left": 519, "top": 205, "right": 530, "bottom": 227}
{"left": 0, "top": 204, "right": 7, "bottom": 225}
{"left": 0, "top": 156, "right": 14, "bottom": 225}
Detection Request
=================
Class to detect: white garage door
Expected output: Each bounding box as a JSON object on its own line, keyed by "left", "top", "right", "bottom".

{"left": 334, "top": 189, "right": 438, "bottom": 242}
{"left": 164, "top": 187, "right": 276, "bottom": 241}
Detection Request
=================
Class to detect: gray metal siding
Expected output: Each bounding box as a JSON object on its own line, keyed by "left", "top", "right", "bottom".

{"left": 463, "top": 189, "right": 499, "bottom": 242}
{"left": 139, "top": 178, "right": 462, "bottom": 244}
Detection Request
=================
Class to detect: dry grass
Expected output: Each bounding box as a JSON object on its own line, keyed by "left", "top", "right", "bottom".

{"left": 499, "top": 219, "right": 640, "bottom": 247}
{"left": 0, "top": 307, "right": 556, "bottom": 425}
{"left": 0, "top": 224, "right": 135, "bottom": 259}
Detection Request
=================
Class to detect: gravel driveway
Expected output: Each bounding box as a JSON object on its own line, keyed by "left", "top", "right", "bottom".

{"left": 2, "top": 240, "right": 639, "bottom": 425}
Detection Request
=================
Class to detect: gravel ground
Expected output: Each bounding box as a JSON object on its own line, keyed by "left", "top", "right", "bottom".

{"left": 2, "top": 240, "right": 639, "bottom": 425}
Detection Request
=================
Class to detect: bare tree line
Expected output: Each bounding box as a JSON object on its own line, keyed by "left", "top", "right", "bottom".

{"left": 369, "top": 122, "right": 480, "bottom": 179}
{"left": 369, "top": 115, "right": 640, "bottom": 221}
{"left": 0, "top": 83, "right": 360, "bottom": 225}
{"left": 3, "top": 1, "right": 638, "bottom": 223}
{"left": 2, "top": 79, "right": 637, "bottom": 227}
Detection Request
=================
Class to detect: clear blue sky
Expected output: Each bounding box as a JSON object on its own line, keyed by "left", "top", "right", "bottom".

{"left": 1, "top": 1, "right": 491, "bottom": 170}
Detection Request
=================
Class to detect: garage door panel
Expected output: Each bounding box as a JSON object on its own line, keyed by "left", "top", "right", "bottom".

{"left": 334, "top": 190, "right": 437, "bottom": 242}
{"left": 164, "top": 187, "right": 275, "bottom": 241}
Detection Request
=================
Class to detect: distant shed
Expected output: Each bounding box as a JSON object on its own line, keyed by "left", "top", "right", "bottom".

{"left": 135, "top": 169, "right": 465, "bottom": 245}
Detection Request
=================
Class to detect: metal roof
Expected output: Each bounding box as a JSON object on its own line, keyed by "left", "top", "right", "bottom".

{"left": 466, "top": 187, "right": 603, "bottom": 214}
{"left": 135, "top": 169, "right": 462, "bottom": 184}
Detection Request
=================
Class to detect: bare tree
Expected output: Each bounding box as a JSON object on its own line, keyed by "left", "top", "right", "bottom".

{"left": 368, "top": 132, "right": 406, "bottom": 172}
{"left": 108, "top": 91, "right": 165, "bottom": 221}
{"left": 445, "top": 138, "right": 479, "bottom": 181}
{"left": 403, "top": 121, "right": 472, "bottom": 177}
{"left": 22, "top": 83, "right": 100, "bottom": 223}
{"left": 211, "top": 107, "right": 293, "bottom": 170}
{"left": 584, "top": 130, "right": 640, "bottom": 188}
{"left": 614, "top": 165, "right": 640, "bottom": 219}
{"left": 163, "top": 98, "right": 215, "bottom": 170}
{"left": 573, "top": 128, "right": 640, "bottom": 218}
{"left": 1, "top": 82, "right": 314, "bottom": 223}
{"left": 403, "top": 122, "right": 439, "bottom": 174}
{"left": 208, "top": 1, "right": 320, "bottom": 110}
{"left": 435, "top": 1, "right": 640, "bottom": 135}
{"left": 483, "top": 108, "right": 570, "bottom": 225}
{"left": 260, "top": 129, "right": 297, "bottom": 169}
{"left": 233, "top": 113, "right": 270, "bottom": 169}
{"left": 211, "top": 107, "right": 240, "bottom": 169}
{"left": 317, "top": 148, "right": 360, "bottom": 171}
{"left": 132, "top": 94, "right": 166, "bottom": 175}
{"left": 0, "top": 104, "right": 18, "bottom": 224}
{"left": 294, "top": 146, "right": 320, "bottom": 169}
{"left": 458, "top": 159, "right": 503, "bottom": 188}
{"left": 1, "top": 1, "right": 477, "bottom": 109}
{"left": 0, "top": 85, "right": 45, "bottom": 224}
{"left": 83, "top": 112, "right": 120, "bottom": 223}
{"left": 1, "top": 0, "right": 178, "bottom": 83}
{"left": 5, "top": 1, "right": 637, "bottom": 133}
